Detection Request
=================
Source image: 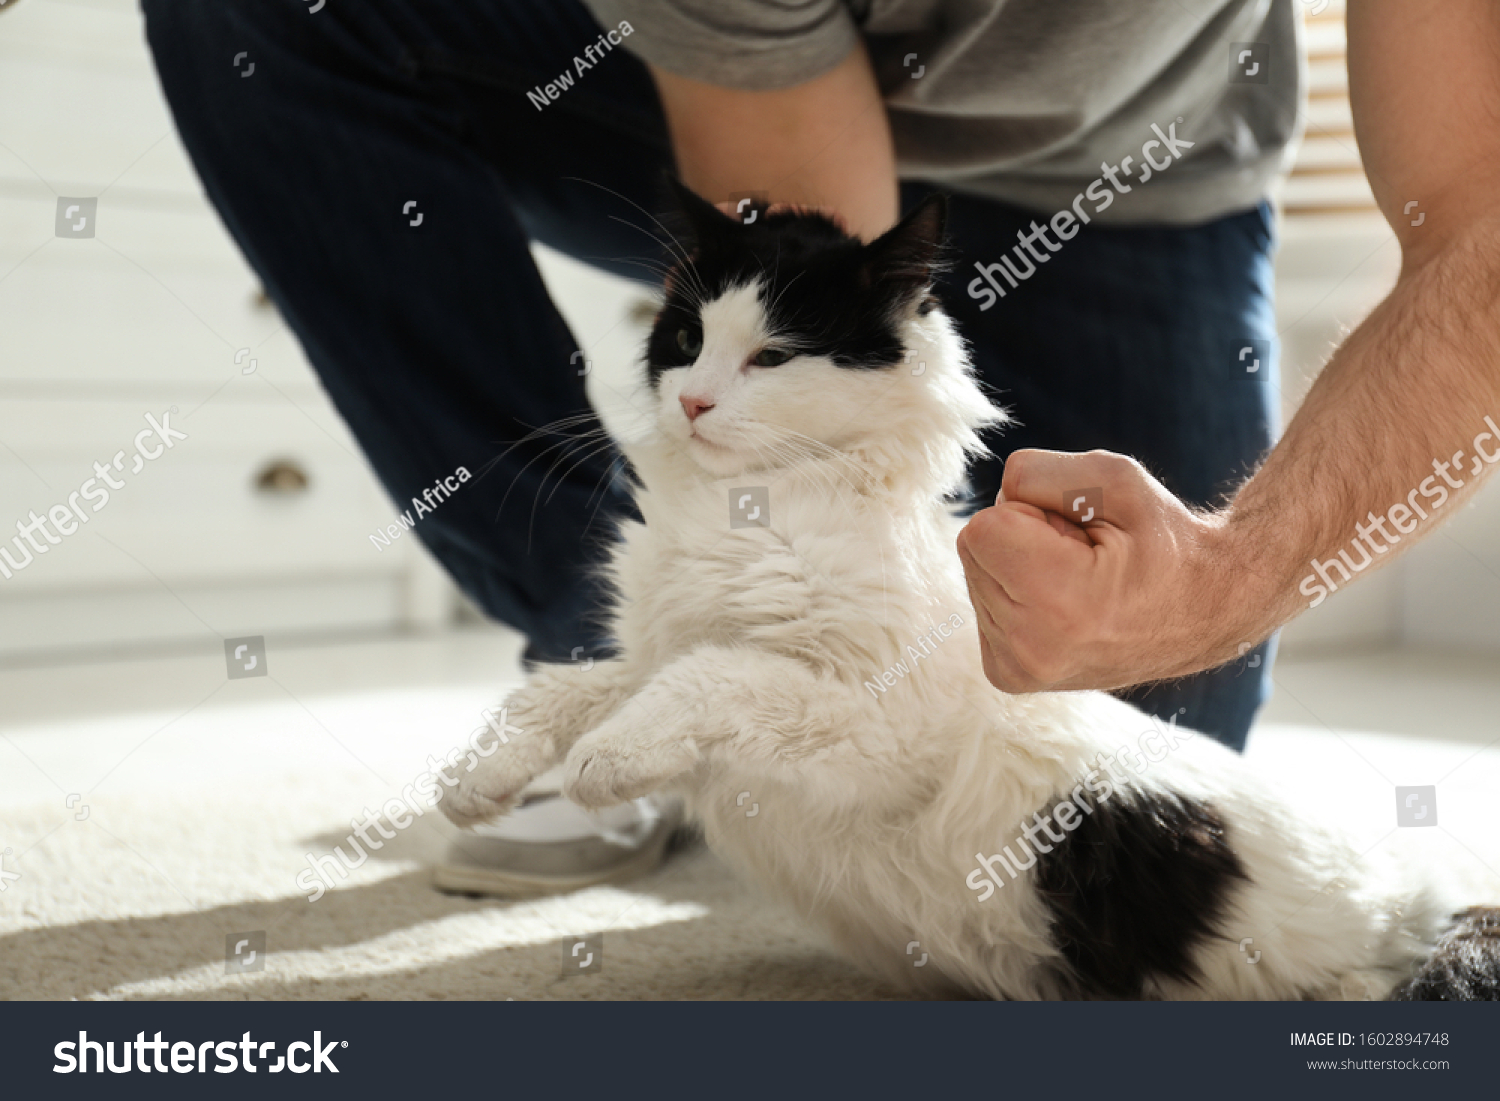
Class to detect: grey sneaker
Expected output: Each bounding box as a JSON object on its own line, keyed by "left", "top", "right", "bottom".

{"left": 434, "top": 788, "right": 684, "bottom": 898}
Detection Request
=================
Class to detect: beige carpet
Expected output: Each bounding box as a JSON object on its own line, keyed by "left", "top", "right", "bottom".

{"left": 0, "top": 818, "right": 897, "bottom": 1001}
{"left": 0, "top": 632, "right": 898, "bottom": 1000}
{"left": 3, "top": 635, "right": 1498, "bottom": 1000}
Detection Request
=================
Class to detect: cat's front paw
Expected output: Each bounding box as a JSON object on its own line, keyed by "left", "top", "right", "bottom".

{"left": 441, "top": 687, "right": 563, "bottom": 827}
{"left": 444, "top": 748, "right": 535, "bottom": 828}
{"left": 562, "top": 708, "right": 700, "bottom": 809}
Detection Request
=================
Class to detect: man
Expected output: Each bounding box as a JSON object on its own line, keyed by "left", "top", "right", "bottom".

{"left": 141, "top": 0, "right": 1494, "bottom": 893}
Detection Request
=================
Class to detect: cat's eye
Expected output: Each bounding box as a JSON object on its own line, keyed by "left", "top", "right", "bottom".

{"left": 752, "top": 347, "right": 792, "bottom": 368}
{"left": 676, "top": 327, "right": 702, "bottom": 357}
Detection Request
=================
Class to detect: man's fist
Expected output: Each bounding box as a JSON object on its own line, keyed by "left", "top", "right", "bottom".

{"left": 956, "top": 448, "right": 1259, "bottom": 693}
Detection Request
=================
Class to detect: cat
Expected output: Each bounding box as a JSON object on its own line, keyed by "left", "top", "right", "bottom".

{"left": 446, "top": 181, "right": 1498, "bottom": 1000}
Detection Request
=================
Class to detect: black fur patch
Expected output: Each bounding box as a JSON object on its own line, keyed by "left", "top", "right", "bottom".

{"left": 646, "top": 179, "right": 947, "bottom": 386}
{"left": 1034, "top": 789, "right": 1248, "bottom": 999}
{"left": 1391, "top": 907, "right": 1500, "bottom": 1001}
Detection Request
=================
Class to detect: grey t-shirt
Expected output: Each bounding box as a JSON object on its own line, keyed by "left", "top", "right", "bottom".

{"left": 581, "top": 0, "right": 1302, "bottom": 225}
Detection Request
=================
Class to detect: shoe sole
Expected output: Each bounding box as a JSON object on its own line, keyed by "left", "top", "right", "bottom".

{"left": 431, "top": 821, "right": 675, "bottom": 899}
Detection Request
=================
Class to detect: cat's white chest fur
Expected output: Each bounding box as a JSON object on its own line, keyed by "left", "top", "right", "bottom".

{"left": 613, "top": 461, "right": 960, "bottom": 676}
{"left": 604, "top": 458, "right": 1013, "bottom": 996}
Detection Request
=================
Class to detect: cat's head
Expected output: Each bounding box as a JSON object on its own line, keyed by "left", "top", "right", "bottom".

{"left": 640, "top": 180, "right": 1002, "bottom": 492}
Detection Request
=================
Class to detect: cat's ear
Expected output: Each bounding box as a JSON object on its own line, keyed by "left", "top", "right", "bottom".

{"left": 665, "top": 175, "right": 735, "bottom": 254}
{"left": 860, "top": 193, "right": 948, "bottom": 299}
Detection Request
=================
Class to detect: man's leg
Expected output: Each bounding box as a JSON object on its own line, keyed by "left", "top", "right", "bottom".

{"left": 931, "top": 187, "right": 1280, "bottom": 752}
{"left": 142, "top": 0, "right": 674, "bottom": 662}
{"left": 142, "top": 0, "right": 683, "bottom": 895}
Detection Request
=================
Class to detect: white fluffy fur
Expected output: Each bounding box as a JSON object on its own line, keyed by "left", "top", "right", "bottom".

{"left": 447, "top": 281, "right": 1457, "bottom": 1000}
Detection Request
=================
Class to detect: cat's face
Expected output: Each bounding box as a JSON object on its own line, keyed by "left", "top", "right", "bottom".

{"left": 645, "top": 184, "right": 949, "bottom": 478}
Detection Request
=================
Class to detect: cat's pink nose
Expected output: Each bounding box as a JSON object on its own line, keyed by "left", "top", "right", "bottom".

{"left": 680, "top": 394, "right": 715, "bottom": 421}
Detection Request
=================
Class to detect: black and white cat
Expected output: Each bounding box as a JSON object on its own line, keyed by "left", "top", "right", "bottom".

{"left": 447, "top": 184, "right": 1497, "bottom": 1000}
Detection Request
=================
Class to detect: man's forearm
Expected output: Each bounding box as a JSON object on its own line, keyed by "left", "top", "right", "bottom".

{"left": 1193, "top": 0, "right": 1500, "bottom": 663}
{"left": 1218, "top": 218, "right": 1500, "bottom": 648}
{"left": 951, "top": 211, "right": 1500, "bottom": 697}
{"left": 949, "top": 0, "right": 1500, "bottom": 695}
{"left": 648, "top": 46, "right": 898, "bottom": 241}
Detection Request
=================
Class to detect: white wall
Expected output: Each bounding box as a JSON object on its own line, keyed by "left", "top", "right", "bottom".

{"left": 0, "top": 0, "right": 456, "bottom": 660}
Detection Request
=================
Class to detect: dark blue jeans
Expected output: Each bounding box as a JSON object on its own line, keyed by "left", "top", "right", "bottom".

{"left": 142, "top": 0, "right": 1276, "bottom": 751}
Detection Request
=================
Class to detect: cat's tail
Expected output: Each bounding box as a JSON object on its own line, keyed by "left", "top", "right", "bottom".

{"left": 1389, "top": 907, "right": 1500, "bottom": 1001}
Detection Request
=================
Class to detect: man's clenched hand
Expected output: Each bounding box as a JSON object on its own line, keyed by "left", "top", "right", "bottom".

{"left": 956, "top": 448, "right": 1266, "bottom": 693}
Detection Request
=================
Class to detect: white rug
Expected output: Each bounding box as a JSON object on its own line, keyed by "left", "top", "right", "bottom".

{"left": 2, "top": 636, "right": 1498, "bottom": 1000}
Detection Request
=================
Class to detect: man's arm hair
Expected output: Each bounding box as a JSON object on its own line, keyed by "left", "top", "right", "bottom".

{"left": 1220, "top": 0, "right": 1500, "bottom": 633}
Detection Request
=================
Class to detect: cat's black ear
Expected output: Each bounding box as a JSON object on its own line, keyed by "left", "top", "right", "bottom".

{"left": 861, "top": 193, "right": 948, "bottom": 297}
{"left": 665, "top": 175, "right": 735, "bottom": 253}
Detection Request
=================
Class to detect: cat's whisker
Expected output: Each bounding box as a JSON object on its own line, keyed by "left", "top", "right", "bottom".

{"left": 550, "top": 176, "right": 710, "bottom": 314}
{"left": 762, "top": 268, "right": 806, "bottom": 326}
{"left": 578, "top": 423, "right": 671, "bottom": 540}
{"left": 585, "top": 253, "right": 674, "bottom": 281}
{"left": 540, "top": 435, "right": 623, "bottom": 510}
{"left": 747, "top": 437, "right": 870, "bottom": 538}
{"left": 493, "top": 427, "right": 614, "bottom": 522}
{"left": 596, "top": 210, "right": 711, "bottom": 312}
{"left": 517, "top": 426, "right": 614, "bottom": 492}
{"left": 467, "top": 416, "right": 608, "bottom": 505}
{"left": 486, "top": 413, "right": 612, "bottom": 465}
{"left": 559, "top": 175, "right": 700, "bottom": 281}
{"left": 760, "top": 425, "right": 873, "bottom": 502}
{"left": 580, "top": 450, "right": 627, "bottom": 515}
{"left": 508, "top": 431, "right": 618, "bottom": 546}
{"left": 523, "top": 435, "right": 627, "bottom": 551}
